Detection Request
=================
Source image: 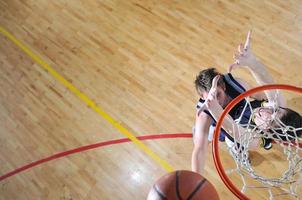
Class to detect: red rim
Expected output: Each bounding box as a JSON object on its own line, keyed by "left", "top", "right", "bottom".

{"left": 212, "top": 84, "right": 302, "bottom": 200}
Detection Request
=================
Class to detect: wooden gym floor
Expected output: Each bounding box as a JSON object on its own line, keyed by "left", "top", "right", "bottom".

{"left": 0, "top": 1, "right": 301, "bottom": 199}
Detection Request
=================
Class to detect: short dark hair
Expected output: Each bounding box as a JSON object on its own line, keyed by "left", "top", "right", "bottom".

{"left": 279, "top": 108, "right": 302, "bottom": 138}
{"left": 194, "top": 68, "right": 224, "bottom": 95}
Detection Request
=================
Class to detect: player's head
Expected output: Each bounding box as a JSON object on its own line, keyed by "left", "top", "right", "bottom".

{"left": 195, "top": 68, "right": 228, "bottom": 107}
{"left": 277, "top": 108, "right": 302, "bottom": 137}
{"left": 254, "top": 106, "right": 302, "bottom": 137}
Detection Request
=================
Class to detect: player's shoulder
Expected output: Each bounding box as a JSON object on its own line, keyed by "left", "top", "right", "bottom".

{"left": 224, "top": 73, "right": 250, "bottom": 91}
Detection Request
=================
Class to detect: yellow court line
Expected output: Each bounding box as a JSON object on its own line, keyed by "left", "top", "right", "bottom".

{"left": 0, "top": 26, "right": 174, "bottom": 172}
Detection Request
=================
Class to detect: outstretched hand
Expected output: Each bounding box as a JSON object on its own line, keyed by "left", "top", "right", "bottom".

{"left": 228, "top": 30, "right": 256, "bottom": 73}
{"left": 198, "top": 75, "right": 221, "bottom": 112}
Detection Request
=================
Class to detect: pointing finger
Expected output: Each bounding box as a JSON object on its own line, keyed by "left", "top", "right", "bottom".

{"left": 244, "top": 30, "right": 252, "bottom": 50}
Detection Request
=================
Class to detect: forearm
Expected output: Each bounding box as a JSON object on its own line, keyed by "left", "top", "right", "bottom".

{"left": 207, "top": 102, "right": 241, "bottom": 138}
{"left": 191, "top": 144, "right": 208, "bottom": 175}
{"left": 246, "top": 58, "right": 274, "bottom": 85}
{"left": 211, "top": 113, "right": 240, "bottom": 139}
{"left": 247, "top": 58, "right": 286, "bottom": 106}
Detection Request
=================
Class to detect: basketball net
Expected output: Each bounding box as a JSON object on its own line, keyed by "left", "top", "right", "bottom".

{"left": 213, "top": 85, "right": 302, "bottom": 200}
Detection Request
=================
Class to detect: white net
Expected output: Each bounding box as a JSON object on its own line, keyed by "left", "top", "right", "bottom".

{"left": 223, "top": 95, "right": 302, "bottom": 200}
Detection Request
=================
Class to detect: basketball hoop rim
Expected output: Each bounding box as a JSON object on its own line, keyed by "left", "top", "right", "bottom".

{"left": 212, "top": 84, "right": 302, "bottom": 200}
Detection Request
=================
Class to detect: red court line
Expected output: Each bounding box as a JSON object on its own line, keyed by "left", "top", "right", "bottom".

{"left": 0, "top": 133, "right": 192, "bottom": 182}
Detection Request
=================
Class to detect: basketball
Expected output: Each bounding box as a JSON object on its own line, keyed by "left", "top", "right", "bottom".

{"left": 147, "top": 170, "right": 219, "bottom": 200}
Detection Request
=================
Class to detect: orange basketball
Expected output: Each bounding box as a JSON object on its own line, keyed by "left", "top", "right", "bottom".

{"left": 147, "top": 170, "right": 219, "bottom": 200}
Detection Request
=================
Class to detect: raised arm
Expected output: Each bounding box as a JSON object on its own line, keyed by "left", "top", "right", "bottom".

{"left": 199, "top": 75, "right": 242, "bottom": 139}
{"left": 228, "top": 31, "right": 286, "bottom": 107}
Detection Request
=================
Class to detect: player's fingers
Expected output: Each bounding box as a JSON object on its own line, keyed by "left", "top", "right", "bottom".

{"left": 234, "top": 52, "right": 245, "bottom": 59}
{"left": 238, "top": 43, "right": 244, "bottom": 53}
{"left": 228, "top": 62, "right": 239, "bottom": 73}
{"left": 244, "top": 30, "right": 252, "bottom": 50}
{"left": 211, "top": 75, "right": 220, "bottom": 90}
